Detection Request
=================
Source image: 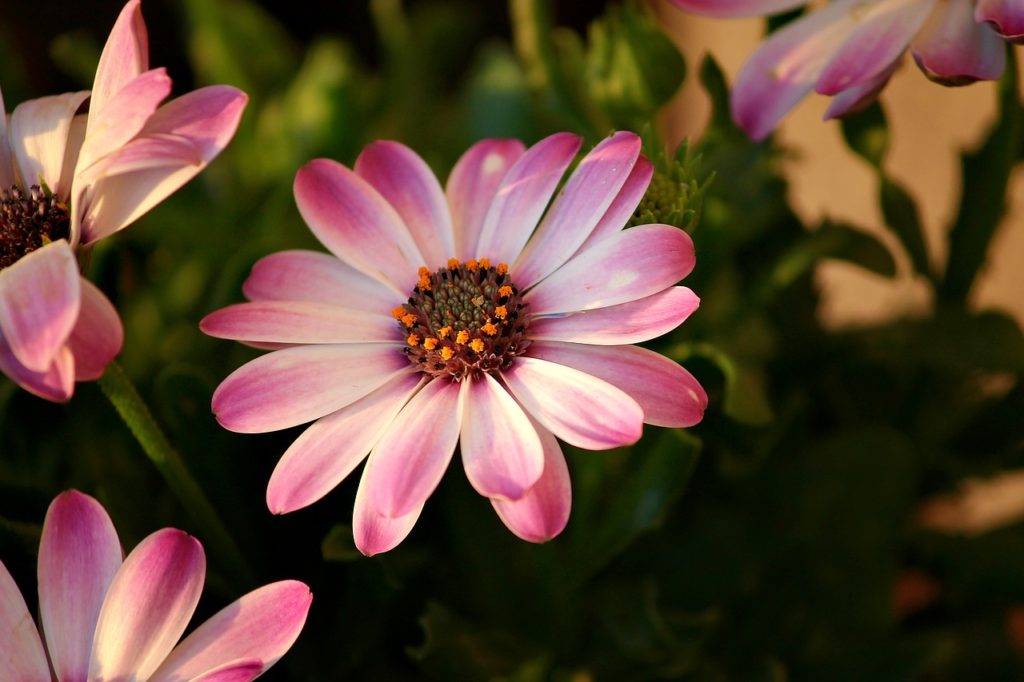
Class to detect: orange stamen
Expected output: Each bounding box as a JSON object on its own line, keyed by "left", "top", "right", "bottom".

{"left": 456, "top": 330, "right": 470, "bottom": 345}
{"left": 440, "top": 346, "right": 454, "bottom": 361}
{"left": 391, "top": 306, "right": 407, "bottom": 320}
{"left": 423, "top": 337, "right": 439, "bottom": 350}
{"left": 494, "top": 305, "right": 508, "bottom": 320}
{"left": 447, "top": 258, "right": 460, "bottom": 269}
{"left": 496, "top": 263, "right": 508, "bottom": 275}
{"left": 417, "top": 275, "right": 432, "bottom": 291}
{"left": 406, "top": 333, "right": 421, "bottom": 346}
{"left": 418, "top": 266, "right": 430, "bottom": 277}
{"left": 438, "top": 326, "right": 452, "bottom": 339}
{"left": 401, "top": 313, "right": 417, "bottom": 328}
{"left": 479, "top": 258, "right": 491, "bottom": 269}
{"left": 498, "top": 285, "right": 513, "bottom": 298}
{"left": 481, "top": 322, "right": 498, "bottom": 336}
{"left": 469, "top": 339, "right": 485, "bottom": 353}
{"left": 466, "top": 259, "right": 479, "bottom": 272}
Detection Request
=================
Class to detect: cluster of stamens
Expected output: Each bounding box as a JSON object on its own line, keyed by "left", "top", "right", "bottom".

{"left": 0, "top": 185, "right": 70, "bottom": 270}
{"left": 393, "top": 258, "right": 530, "bottom": 381}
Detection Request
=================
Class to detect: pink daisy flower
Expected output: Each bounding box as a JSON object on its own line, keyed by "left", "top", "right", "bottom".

{"left": 202, "top": 131, "right": 707, "bottom": 556}
{"left": 670, "top": 0, "right": 1021, "bottom": 139}
{"left": 0, "top": 0, "right": 246, "bottom": 401}
{"left": 0, "top": 490, "right": 311, "bottom": 681}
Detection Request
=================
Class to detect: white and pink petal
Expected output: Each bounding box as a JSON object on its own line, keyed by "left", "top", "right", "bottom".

{"left": 976, "top": 0, "right": 1024, "bottom": 42}
{"left": 68, "top": 278, "right": 124, "bottom": 381}
{"left": 912, "top": 0, "right": 1006, "bottom": 85}
{"left": 447, "top": 139, "right": 525, "bottom": 260}
{"left": 200, "top": 301, "right": 398, "bottom": 345}
{"left": 0, "top": 560, "right": 49, "bottom": 681}
{"left": 501, "top": 356, "right": 643, "bottom": 450}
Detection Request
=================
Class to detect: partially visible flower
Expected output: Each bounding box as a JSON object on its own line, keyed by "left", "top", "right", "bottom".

{"left": 0, "top": 490, "right": 311, "bottom": 681}
{"left": 202, "top": 131, "right": 707, "bottom": 556}
{"left": 0, "top": 0, "right": 246, "bottom": 401}
{"left": 670, "top": 0, "right": 1020, "bottom": 139}
{"left": 917, "top": 468, "right": 1024, "bottom": 535}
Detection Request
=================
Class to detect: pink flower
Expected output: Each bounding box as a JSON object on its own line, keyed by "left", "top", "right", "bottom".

{"left": 0, "top": 0, "right": 246, "bottom": 401}
{"left": 202, "top": 131, "right": 707, "bottom": 556}
{"left": 670, "top": 0, "right": 1021, "bottom": 139}
{"left": 0, "top": 490, "right": 311, "bottom": 681}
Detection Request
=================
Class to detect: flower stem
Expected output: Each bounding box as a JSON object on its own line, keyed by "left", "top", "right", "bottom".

{"left": 98, "top": 360, "right": 254, "bottom": 586}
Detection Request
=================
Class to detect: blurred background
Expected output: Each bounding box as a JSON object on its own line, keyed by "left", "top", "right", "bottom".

{"left": 2, "top": 1, "right": 1024, "bottom": 679}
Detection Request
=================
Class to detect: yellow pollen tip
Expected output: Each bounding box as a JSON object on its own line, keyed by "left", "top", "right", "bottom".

{"left": 423, "top": 338, "right": 439, "bottom": 350}
{"left": 496, "top": 263, "right": 509, "bottom": 275}
{"left": 481, "top": 322, "right": 498, "bottom": 336}
{"left": 456, "top": 330, "right": 470, "bottom": 345}
{"left": 498, "top": 285, "right": 513, "bottom": 298}
{"left": 466, "top": 259, "right": 479, "bottom": 271}
{"left": 391, "top": 306, "right": 407, "bottom": 320}
{"left": 406, "top": 334, "right": 421, "bottom": 346}
{"left": 470, "top": 339, "right": 485, "bottom": 353}
{"left": 438, "top": 326, "right": 452, "bottom": 339}
{"left": 479, "top": 258, "right": 491, "bottom": 268}
{"left": 440, "top": 346, "right": 454, "bottom": 361}
{"left": 401, "top": 314, "right": 417, "bottom": 328}
{"left": 447, "top": 258, "right": 460, "bottom": 269}
{"left": 494, "top": 305, "right": 508, "bottom": 320}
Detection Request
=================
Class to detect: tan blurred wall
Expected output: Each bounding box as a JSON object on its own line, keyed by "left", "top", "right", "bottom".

{"left": 652, "top": 0, "right": 1024, "bottom": 327}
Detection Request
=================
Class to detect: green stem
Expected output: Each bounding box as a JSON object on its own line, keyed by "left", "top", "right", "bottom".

{"left": 98, "top": 361, "right": 253, "bottom": 586}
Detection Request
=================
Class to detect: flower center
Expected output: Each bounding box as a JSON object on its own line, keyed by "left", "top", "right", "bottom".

{"left": 393, "top": 258, "right": 531, "bottom": 381}
{"left": 0, "top": 185, "right": 70, "bottom": 270}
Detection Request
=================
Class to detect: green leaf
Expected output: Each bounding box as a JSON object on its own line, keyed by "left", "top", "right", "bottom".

{"left": 322, "top": 524, "right": 362, "bottom": 563}
{"left": 584, "top": 0, "right": 686, "bottom": 129}
{"left": 699, "top": 55, "right": 733, "bottom": 134}
{"left": 767, "top": 221, "right": 897, "bottom": 292}
{"left": 675, "top": 344, "right": 774, "bottom": 425}
{"left": 840, "top": 101, "right": 889, "bottom": 168}
{"left": 880, "top": 177, "right": 932, "bottom": 280}
{"left": 942, "top": 48, "right": 1022, "bottom": 301}
{"left": 569, "top": 429, "right": 701, "bottom": 580}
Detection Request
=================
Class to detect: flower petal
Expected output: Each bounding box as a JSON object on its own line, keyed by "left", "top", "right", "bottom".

{"left": 89, "top": 529, "right": 205, "bottom": 682}
{"left": 38, "top": 490, "right": 123, "bottom": 682}
{"left": 242, "top": 250, "right": 399, "bottom": 313}
{"left": 475, "top": 132, "right": 582, "bottom": 265}
{"left": 0, "top": 560, "right": 49, "bottom": 681}
{"left": 501, "top": 356, "right": 643, "bottom": 450}
{"left": 185, "top": 659, "right": 263, "bottom": 682}
{"left": 976, "top": 0, "right": 1024, "bottom": 42}
{"left": 525, "top": 225, "right": 695, "bottom": 315}
{"left": 212, "top": 343, "right": 409, "bottom": 433}
{"left": 79, "top": 86, "right": 248, "bottom": 244}
{"left": 527, "top": 341, "right": 708, "bottom": 428}
{"left": 355, "top": 141, "right": 455, "bottom": 271}
{"left": 580, "top": 155, "right": 654, "bottom": 250}
{"left": 0, "top": 239, "right": 80, "bottom": 372}
{"left": 514, "top": 132, "right": 642, "bottom": 289}
{"left": 0, "top": 330, "right": 75, "bottom": 401}
{"left": 200, "top": 301, "right": 397, "bottom": 345}
{"left": 530, "top": 286, "right": 699, "bottom": 345}
{"left": 815, "top": 0, "right": 935, "bottom": 96}
{"left": 447, "top": 139, "right": 525, "bottom": 260}
{"left": 149, "top": 581, "right": 311, "bottom": 682}
{"left": 491, "top": 422, "right": 571, "bottom": 543}
{"left": 353, "top": 467, "right": 425, "bottom": 557}
{"left": 668, "top": 0, "right": 808, "bottom": 18}
{"left": 912, "top": 0, "right": 1006, "bottom": 84}
{"left": 460, "top": 373, "right": 544, "bottom": 501}
{"left": 68, "top": 278, "right": 124, "bottom": 381}
{"left": 8, "top": 91, "right": 90, "bottom": 195}
{"left": 90, "top": 0, "right": 149, "bottom": 116}
{"left": 730, "top": 0, "right": 863, "bottom": 139}
{"left": 363, "top": 377, "right": 463, "bottom": 518}
{"left": 78, "top": 67, "right": 172, "bottom": 175}
{"left": 293, "top": 158, "right": 425, "bottom": 295}
{"left": 267, "top": 373, "right": 424, "bottom": 514}
{"left": 823, "top": 60, "right": 898, "bottom": 120}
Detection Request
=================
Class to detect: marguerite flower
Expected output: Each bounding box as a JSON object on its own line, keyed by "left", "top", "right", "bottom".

{"left": 0, "top": 490, "right": 311, "bottom": 681}
{"left": 202, "top": 131, "right": 707, "bottom": 556}
{"left": 0, "top": 0, "right": 246, "bottom": 401}
{"left": 670, "top": 0, "right": 1021, "bottom": 139}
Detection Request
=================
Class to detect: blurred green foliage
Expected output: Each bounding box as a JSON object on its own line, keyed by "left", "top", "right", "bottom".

{"left": 2, "top": 1, "right": 1024, "bottom": 679}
